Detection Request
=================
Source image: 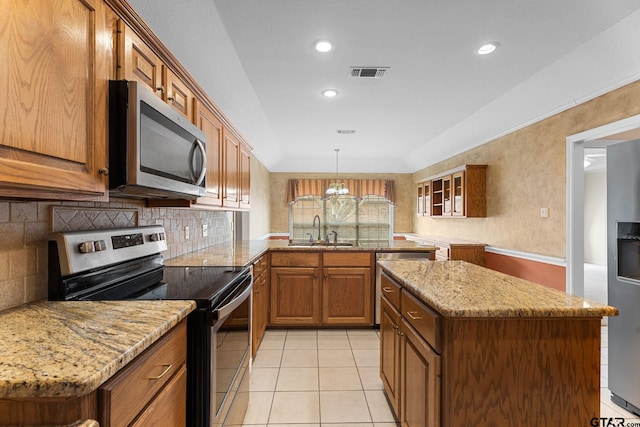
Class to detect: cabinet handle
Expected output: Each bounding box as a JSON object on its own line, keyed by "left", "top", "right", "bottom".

{"left": 397, "top": 331, "right": 404, "bottom": 337}
{"left": 98, "top": 167, "right": 109, "bottom": 176}
{"left": 149, "top": 364, "right": 173, "bottom": 380}
{"left": 382, "top": 287, "right": 394, "bottom": 293}
{"left": 156, "top": 85, "right": 165, "bottom": 93}
{"left": 406, "top": 311, "right": 423, "bottom": 320}
{"left": 392, "top": 324, "right": 399, "bottom": 330}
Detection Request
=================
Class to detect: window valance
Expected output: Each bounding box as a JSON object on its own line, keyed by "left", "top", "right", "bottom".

{"left": 287, "top": 179, "right": 396, "bottom": 205}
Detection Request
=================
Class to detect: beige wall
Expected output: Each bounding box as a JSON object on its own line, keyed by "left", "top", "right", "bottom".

{"left": 249, "top": 156, "right": 272, "bottom": 239}
{"left": 414, "top": 79, "right": 640, "bottom": 259}
{"left": 269, "top": 173, "right": 414, "bottom": 235}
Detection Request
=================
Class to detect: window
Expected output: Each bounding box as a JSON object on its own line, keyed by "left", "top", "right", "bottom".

{"left": 290, "top": 195, "right": 393, "bottom": 245}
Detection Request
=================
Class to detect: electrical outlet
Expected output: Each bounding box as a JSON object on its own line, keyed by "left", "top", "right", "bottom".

{"left": 540, "top": 207, "right": 549, "bottom": 218}
{"left": 202, "top": 224, "right": 208, "bottom": 237}
{"left": 185, "top": 226, "right": 190, "bottom": 240}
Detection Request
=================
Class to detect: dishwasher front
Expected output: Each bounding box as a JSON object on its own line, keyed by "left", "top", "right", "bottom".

{"left": 375, "top": 252, "right": 433, "bottom": 325}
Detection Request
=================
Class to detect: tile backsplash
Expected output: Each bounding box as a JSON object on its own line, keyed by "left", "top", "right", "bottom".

{"left": 0, "top": 198, "right": 233, "bottom": 312}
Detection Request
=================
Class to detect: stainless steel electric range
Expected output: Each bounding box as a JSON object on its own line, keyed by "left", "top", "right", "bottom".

{"left": 48, "top": 225, "right": 251, "bottom": 427}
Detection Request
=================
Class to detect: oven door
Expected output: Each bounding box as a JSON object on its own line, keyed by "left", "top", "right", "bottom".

{"left": 210, "top": 275, "right": 252, "bottom": 427}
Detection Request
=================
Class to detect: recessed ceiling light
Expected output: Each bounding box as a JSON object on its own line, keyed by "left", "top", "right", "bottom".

{"left": 477, "top": 42, "right": 499, "bottom": 55}
{"left": 314, "top": 40, "right": 333, "bottom": 53}
{"left": 322, "top": 89, "right": 338, "bottom": 98}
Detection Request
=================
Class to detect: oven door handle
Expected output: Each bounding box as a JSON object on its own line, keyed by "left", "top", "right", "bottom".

{"left": 215, "top": 275, "right": 253, "bottom": 320}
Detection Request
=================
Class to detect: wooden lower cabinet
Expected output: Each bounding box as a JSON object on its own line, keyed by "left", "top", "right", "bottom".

{"left": 380, "top": 296, "right": 401, "bottom": 416}
{"left": 0, "top": 320, "right": 187, "bottom": 427}
{"left": 252, "top": 256, "right": 270, "bottom": 357}
{"left": 270, "top": 251, "right": 374, "bottom": 327}
{"left": 400, "top": 318, "right": 441, "bottom": 427}
{"left": 322, "top": 267, "right": 372, "bottom": 325}
{"left": 270, "top": 267, "right": 321, "bottom": 326}
{"left": 380, "top": 271, "right": 603, "bottom": 426}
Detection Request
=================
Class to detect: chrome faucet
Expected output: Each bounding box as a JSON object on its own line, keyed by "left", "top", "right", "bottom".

{"left": 312, "top": 215, "right": 321, "bottom": 241}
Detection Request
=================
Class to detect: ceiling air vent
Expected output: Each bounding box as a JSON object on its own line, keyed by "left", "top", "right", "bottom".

{"left": 349, "top": 66, "right": 389, "bottom": 78}
{"left": 336, "top": 129, "right": 357, "bottom": 134}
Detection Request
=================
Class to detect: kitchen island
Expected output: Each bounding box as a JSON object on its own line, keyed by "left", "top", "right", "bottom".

{"left": 0, "top": 300, "right": 195, "bottom": 426}
{"left": 378, "top": 259, "right": 617, "bottom": 427}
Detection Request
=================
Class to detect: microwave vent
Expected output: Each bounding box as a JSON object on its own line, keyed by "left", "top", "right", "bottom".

{"left": 349, "top": 67, "right": 389, "bottom": 78}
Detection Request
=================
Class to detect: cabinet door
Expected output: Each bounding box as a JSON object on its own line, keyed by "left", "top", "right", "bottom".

{"left": 380, "top": 296, "right": 402, "bottom": 418}
{"left": 270, "top": 267, "right": 321, "bottom": 325}
{"left": 322, "top": 267, "right": 372, "bottom": 325}
{"left": 417, "top": 184, "right": 424, "bottom": 216}
{"left": 252, "top": 272, "right": 264, "bottom": 357}
{"left": 400, "top": 319, "right": 440, "bottom": 427}
{"left": 0, "top": 0, "right": 109, "bottom": 200}
{"left": 165, "top": 67, "right": 194, "bottom": 119}
{"left": 239, "top": 143, "right": 251, "bottom": 209}
{"left": 416, "top": 182, "right": 431, "bottom": 216}
{"left": 442, "top": 175, "right": 452, "bottom": 215}
{"left": 130, "top": 364, "right": 187, "bottom": 427}
{"left": 118, "top": 22, "right": 163, "bottom": 97}
{"left": 451, "top": 171, "right": 464, "bottom": 217}
{"left": 223, "top": 130, "right": 240, "bottom": 208}
{"left": 431, "top": 179, "right": 443, "bottom": 216}
{"left": 193, "top": 100, "right": 223, "bottom": 207}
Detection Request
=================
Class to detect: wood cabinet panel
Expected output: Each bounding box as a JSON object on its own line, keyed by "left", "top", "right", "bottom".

{"left": 401, "top": 318, "right": 441, "bottom": 427}
{"left": 380, "top": 272, "right": 401, "bottom": 309}
{"left": 401, "top": 290, "right": 440, "bottom": 353}
{"left": 193, "top": 100, "right": 223, "bottom": 207}
{"left": 271, "top": 252, "right": 321, "bottom": 267}
{"left": 252, "top": 257, "right": 270, "bottom": 357}
{"left": 380, "top": 296, "right": 401, "bottom": 417}
{"left": 270, "top": 267, "right": 321, "bottom": 325}
{"left": 240, "top": 143, "right": 251, "bottom": 209}
{"left": 118, "top": 22, "right": 162, "bottom": 97}
{"left": 322, "top": 267, "right": 372, "bottom": 325}
{"left": 0, "top": 0, "right": 109, "bottom": 200}
{"left": 323, "top": 251, "right": 372, "bottom": 267}
{"left": 165, "top": 68, "right": 194, "bottom": 119}
{"left": 130, "top": 364, "right": 186, "bottom": 427}
{"left": 223, "top": 130, "right": 240, "bottom": 208}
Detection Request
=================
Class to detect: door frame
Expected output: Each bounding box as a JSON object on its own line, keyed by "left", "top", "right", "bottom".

{"left": 566, "top": 114, "right": 640, "bottom": 295}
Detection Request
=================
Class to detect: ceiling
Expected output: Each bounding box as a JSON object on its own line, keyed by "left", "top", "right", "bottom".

{"left": 128, "top": 0, "right": 640, "bottom": 173}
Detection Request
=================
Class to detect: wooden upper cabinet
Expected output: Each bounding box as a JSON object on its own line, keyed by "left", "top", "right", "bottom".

{"left": 165, "top": 67, "right": 194, "bottom": 119}
{"left": 193, "top": 100, "right": 223, "bottom": 207}
{"left": 419, "top": 165, "right": 486, "bottom": 218}
{"left": 239, "top": 144, "right": 251, "bottom": 209}
{"left": 117, "top": 21, "right": 163, "bottom": 97}
{"left": 0, "top": 0, "right": 110, "bottom": 200}
{"left": 223, "top": 130, "right": 240, "bottom": 209}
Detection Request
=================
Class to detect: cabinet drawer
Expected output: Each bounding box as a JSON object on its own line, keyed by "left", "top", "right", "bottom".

{"left": 324, "top": 252, "right": 371, "bottom": 267}
{"left": 99, "top": 320, "right": 187, "bottom": 427}
{"left": 271, "top": 252, "right": 320, "bottom": 267}
{"left": 253, "top": 254, "right": 268, "bottom": 277}
{"left": 401, "top": 290, "right": 440, "bottom": 353}
{"left": 380, "top": 272, "right": 401, "bottom": 310}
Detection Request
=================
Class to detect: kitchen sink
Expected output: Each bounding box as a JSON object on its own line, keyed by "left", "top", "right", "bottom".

{"left": 287, "top": 241, "right": 354, "bottom": 247}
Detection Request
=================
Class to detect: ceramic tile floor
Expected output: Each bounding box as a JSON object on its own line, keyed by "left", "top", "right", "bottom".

{"left": 242, "top": 327, "right": 640, "bottom": 426}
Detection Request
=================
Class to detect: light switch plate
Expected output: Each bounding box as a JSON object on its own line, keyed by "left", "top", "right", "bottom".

{"left": 540, "top": 207, "right": 549, "bottom": 218}
{"left": 185, "top": 226, "right": 190, "bottom": 240}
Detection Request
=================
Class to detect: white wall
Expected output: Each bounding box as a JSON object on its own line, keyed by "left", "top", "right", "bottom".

{"left": 584, "top": 170, "right": 607, "bottom": 265}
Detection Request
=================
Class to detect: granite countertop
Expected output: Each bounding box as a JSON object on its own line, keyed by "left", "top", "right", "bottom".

{"left": 164, "top": 239, "right": 437, "bottom": 267}
{"left": 378, "top": 259, "right": 618, "bottom": 318}
{"left": 0, "top": 300, "right": 195, "bottom": 399}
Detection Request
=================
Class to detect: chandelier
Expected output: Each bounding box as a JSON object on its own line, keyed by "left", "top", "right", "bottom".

{"left": 326, "top": 148, "right": 349, "bottom": 196}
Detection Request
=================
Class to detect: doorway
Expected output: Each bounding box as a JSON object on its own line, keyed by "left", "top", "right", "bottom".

{"left": 566, "top": 114, "right": 640, "bottom": 296}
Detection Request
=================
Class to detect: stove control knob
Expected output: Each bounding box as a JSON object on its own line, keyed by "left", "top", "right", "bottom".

{"left": 150, "top": 232, "right": 165, "bottom": 242}
{"left": 79, "top": 241, "right": 96, "bottom": 253}
{"left": 94, "top": 240, "right": 107, "bottom": 251}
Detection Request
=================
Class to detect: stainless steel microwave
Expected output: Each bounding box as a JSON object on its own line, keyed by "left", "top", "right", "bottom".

{"left": 108, "top": 80, "right": 207, "bottom": 199}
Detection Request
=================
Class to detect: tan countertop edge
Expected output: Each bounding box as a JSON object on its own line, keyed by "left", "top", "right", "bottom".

{"left": 379, "top": 259, "right": 618, "bottom": 318}
{"left": 164, "top": 239, "right": 438, "bottom": 267}
{"left": 403, "top": 233, "right": 487, "bottom": 247}
{"left": 0, "top": 300, "right": 196, "bottom": 399}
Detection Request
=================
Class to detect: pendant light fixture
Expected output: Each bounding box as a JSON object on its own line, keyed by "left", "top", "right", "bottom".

{"left": 326, "top": 148, "right": 349, "bottom": 196}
